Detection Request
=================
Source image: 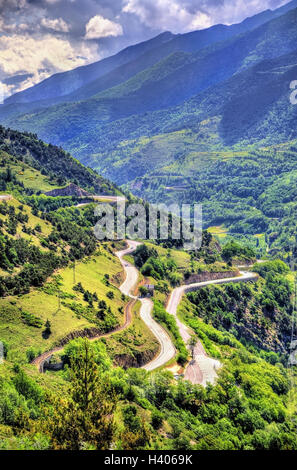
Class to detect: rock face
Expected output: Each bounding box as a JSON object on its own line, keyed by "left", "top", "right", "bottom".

{"left": 185, "top": 271, "right": 239, "bottom": 285}
{"left": 113, "top": 349, "right": 157, "bottom": 369}
{"left": 44, "top": 183, "right": 91, "bottom": 197}
{"left": 44, "top": 359, "right": 64, "bottom": 372}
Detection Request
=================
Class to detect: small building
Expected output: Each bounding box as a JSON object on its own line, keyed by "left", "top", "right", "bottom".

{"left": 144, "top": 284, "right": 155, "bottom": 292}
{"left": 139, "top": 284, "right": 155, "bottom": 298}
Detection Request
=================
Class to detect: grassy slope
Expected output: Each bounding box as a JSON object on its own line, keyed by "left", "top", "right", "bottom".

{"left": 0, "top": 151, "right": 63, "bottom": 193}
{"left": 0, "top": 196, "right": 52, "bottom": 251}
{"left": 104, "top": 300, "right": 160, "bottom": 365}
{"left": 0, "top": 197, "right": 127, "bottom": 362}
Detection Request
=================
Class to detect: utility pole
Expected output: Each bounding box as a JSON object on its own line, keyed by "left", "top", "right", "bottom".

{"left": 288, "top": 273, "right": 297, "bottom": 370}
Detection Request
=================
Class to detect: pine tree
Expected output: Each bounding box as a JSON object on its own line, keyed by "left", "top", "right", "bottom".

{"left": 43, "top": 339, "right": 116, "bottom": 450}
{"left": 70, "top": 339, "right": 98, "bottom": 411}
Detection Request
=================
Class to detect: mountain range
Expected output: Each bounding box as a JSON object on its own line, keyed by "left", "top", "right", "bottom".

{"left": 4, "top": 0, "right": 297, "bottom": 107}
{"left": 1, "top": 0, "right": 297, "bottom": 240}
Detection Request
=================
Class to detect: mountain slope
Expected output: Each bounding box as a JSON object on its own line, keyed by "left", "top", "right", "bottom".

{"left": 0, "top": 126, "right": 121, "bottom": 195}
{"left": 6, "top": 7, "right": 297, "bottom": 178}
{"left": 0, "top": 129, "right": 296, "bottom": 451}
{"left": 3, "top": 32, "right": 175, "bottom": 106}
{"left": 2, "top": 0, "right": 297, "bottom": 112}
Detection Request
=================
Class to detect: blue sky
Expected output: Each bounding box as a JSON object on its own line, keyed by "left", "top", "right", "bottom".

{"left": 0, "top": 0, "right": 290, "bottom": 97}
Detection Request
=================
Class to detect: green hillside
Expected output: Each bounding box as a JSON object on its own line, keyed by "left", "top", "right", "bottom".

{"left": 0, "top": 127, "right": 296, "bottom": 450}
{"left": 1, "top": 2, "right": 297, "bottom": 450}
{"left": 128, "top": 143, "right": 297, "bottom": 260}
{"left": 0, "top": 126, "right": 119, "bottom": 195}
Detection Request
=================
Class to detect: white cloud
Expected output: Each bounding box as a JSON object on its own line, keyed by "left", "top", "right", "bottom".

{"left": 85, "top": 14, "right": 123, "bottom": 40}
{"left": 0, "top": 82, "right": 14, "bottom": 103}
{"left": 123, "top": 0, "right": 211, "bottom": 33}
{"left": 122, "top": 0, "right": 290, "bottom": 32}
{"left": 41, "top": 17, "right": 70, "bottom": 33}
{"left": 0, "top": 34, "right": 99, "bottom": 93}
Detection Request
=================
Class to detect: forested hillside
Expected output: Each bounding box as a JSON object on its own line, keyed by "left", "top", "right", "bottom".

{"left": 0, "top": 128, "right": 296, "bottom": 450}
{"left": 127, "top": 144, "right": 297, "bottom": 262}
{"left": 0, "top": 7, "right": 296, "bottom": 258}
{"left": 0, "top": 126, "right": 119, "bottom": 195}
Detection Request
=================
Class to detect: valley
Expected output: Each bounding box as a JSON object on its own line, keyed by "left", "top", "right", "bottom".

{"left": 0, "top": 122, "right": 296, "bottom": 451}
{"left": 0, "top": 0, "right": 297, "bottom": 452}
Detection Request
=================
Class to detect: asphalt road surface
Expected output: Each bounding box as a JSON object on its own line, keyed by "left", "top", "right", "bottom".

{"left": 32, "top": 230, "right": 258, "bottom": 384}
{"left": 166, "top": 271, "right": 258, "bottom": 385}
{"left": 116, "top": 240, "right": 176, "bottom": 371}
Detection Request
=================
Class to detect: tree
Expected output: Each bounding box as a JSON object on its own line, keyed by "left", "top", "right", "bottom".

{"left": 70, "top": 340, "right": 98, "bottom": 411}
{"left": 120, "top": 405, "right": 152, "bottom": 450}
{"left": 189, "top": 336, "right": 197, "bottom": 359}
{"left": 139, "top": 286, "right": 149, "bottom": 297}
{"left": 42, "top": 340, "right": 116, "bottom": 450}
{"left": 43, "top": 319, "right": 52, "bottom": 339}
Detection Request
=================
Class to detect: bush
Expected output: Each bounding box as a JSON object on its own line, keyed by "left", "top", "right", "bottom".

{"left": 151, "top": 409, "right": 163, "bottom": 430}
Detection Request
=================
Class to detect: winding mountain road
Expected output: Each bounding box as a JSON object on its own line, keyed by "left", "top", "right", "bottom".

{"left": 118, "top": 242, "right": 258, "bottom": 384}
{"left": 116, "top": 240, "right": 176, "bottom": 371}
{"left": 166, "top": 271, "right": 258, "bottom": 385}
{"left": 32, "top": 235, "right": 258, "bottom": 385}
{"left": 32, "top": 239, "right": 175, "bottom": 373}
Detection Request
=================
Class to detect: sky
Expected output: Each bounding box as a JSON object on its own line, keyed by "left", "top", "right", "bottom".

{"left": 0, "top": 0, "right": 290, "bottom": 98}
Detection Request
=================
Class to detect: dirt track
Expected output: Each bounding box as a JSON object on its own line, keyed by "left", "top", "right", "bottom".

{"left": 32, "top": 298, "right": 135, "bottom": 372}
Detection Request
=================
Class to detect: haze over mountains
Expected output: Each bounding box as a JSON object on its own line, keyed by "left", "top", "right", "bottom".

{"left": 1, "top": 0, "right": 297, "bottom": 198}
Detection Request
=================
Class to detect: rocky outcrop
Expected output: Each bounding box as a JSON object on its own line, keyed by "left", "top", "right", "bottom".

{"left": 113, "top": 348, "right": 157, "bottom": 369}
{"left": 44, "top": 361, "right": 64, "bottom": 372}
{"left": 184, "top": 270, "right": 239, "bottom": 285}
{"left": 57, "top": 326, "right": 103, "bottom": 347}
{"left": 45, "top": 183, "right": 91, "bottom": 197}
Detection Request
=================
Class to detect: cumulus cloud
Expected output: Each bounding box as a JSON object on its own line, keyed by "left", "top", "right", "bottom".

{"left": 85, "top": 14, "right": 123, "bottom": 39}
{"left": 122, "top": 0, "right": 289, "bottom": 32}
{"left": 0, "top": 0, "right": 291, "bottom": 98}
{"left": 41, "top": 17, "right": 70, "bottom": 32}
{"left": 123, "top": 0, "right": 212, "bottom": 33}
{"left": 0, "top": 34, "right": 99, "bottom": 94}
